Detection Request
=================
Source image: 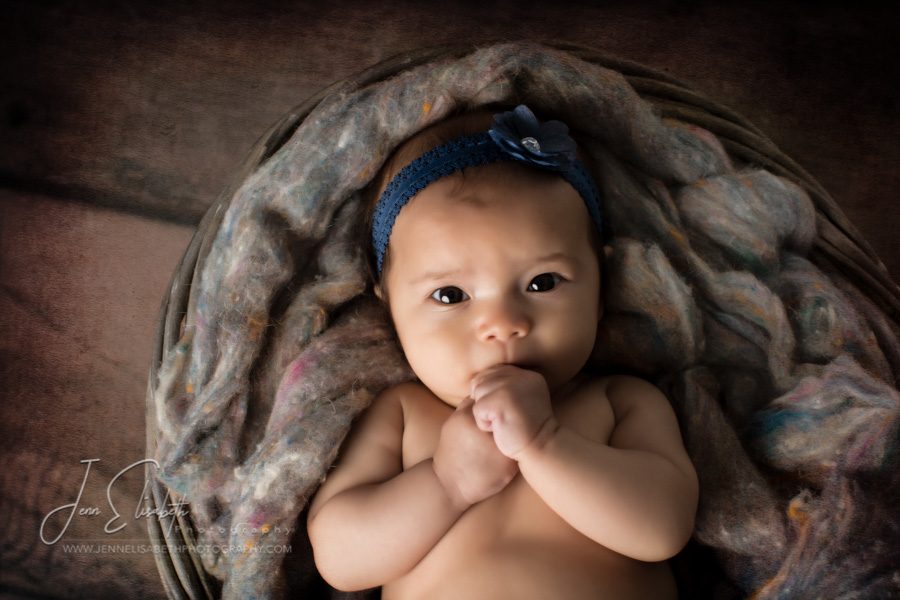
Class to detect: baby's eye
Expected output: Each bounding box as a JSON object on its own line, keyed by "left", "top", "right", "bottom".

{"left": 430, "top": 286, "right": 469, "bottom": 305}
{"left": 527, "top": 273, "right": 562, "bottom": 292}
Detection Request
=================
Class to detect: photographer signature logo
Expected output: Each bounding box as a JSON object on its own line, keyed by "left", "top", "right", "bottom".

{"left": 39, "top": 458, "right": 188, "bottom": 545}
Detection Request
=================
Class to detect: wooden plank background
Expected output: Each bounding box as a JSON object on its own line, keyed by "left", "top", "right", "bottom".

{"left": 1, "top": 1, "right": 897, "bottom": 598}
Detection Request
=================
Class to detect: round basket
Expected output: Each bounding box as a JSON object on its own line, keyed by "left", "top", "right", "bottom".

{"left": 144, "top": 42, "right": 900, "bottom": 600}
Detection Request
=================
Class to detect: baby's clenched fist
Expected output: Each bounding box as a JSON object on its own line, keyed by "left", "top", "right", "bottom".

{"left": 432, "top": 396, "right": 518, "bottom": 510}
{"left": 470, "top": 365, "right": 559, "bottom": 460}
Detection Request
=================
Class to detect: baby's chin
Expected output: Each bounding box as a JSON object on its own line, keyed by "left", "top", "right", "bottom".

{"left": 413, "top": 378, "right": 467, "bottom": 408}
{"left": 532, "top": 364, "right": 588, "bottom": 397}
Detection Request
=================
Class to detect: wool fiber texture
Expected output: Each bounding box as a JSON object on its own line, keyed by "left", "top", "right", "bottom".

{"left": 152, "top": 42, "right": 900, "bottom": 599}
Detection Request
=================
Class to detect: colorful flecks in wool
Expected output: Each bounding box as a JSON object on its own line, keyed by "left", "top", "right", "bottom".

{"left": 151, "top": 42, "right": 900, "bottom": 599}
{"left": 749, "top": 355, "right": 899, "bottom": 486}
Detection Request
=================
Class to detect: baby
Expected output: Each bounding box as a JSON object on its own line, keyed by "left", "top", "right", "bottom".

{"left": 307, "top": 105, "right": 699, "bottom": 599}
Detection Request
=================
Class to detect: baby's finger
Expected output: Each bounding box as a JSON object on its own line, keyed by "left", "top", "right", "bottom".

{"left": 472, "top": 397, "right": 502, "bottom": 432}
{"left": 470, "top": 370, "right": 513, "bottom": 401}
{"left": 473, "top": 411, "right": 495, "bottom": 432}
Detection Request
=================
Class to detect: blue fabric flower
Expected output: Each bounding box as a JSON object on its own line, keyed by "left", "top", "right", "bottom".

{"left": 488, "top": 105, "right": 578, "bottom": 169}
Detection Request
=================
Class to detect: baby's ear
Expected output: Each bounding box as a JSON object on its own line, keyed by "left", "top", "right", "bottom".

{"left": 374, "top": 281, "right": 389, "bottom": 304}
{"left": 602, "top": 244, "right": 613, "bottom": 261}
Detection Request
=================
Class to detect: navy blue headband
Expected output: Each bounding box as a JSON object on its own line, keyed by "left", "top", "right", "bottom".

{"left": 371, "top": 105, "right": 603, "bottom": 274}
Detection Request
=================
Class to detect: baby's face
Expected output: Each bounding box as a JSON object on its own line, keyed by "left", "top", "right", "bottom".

{"left": 382, "top": 167, "right": 602, "bottom": 407}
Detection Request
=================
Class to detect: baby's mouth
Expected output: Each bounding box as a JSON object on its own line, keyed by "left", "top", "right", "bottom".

{"left": 472, "top": 361, "right": 538, "bottom": 377}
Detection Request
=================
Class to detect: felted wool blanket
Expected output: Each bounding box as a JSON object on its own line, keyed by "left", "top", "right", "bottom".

{"left": 151, "top": 42, "right": 900, "bottom": 599}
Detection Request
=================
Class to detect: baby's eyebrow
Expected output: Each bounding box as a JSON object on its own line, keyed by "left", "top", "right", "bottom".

{"left": 406, "top": 253, "right": 577, "bottom": 285}
{"left": 534, "top": 251, "right": 575, "bottom": 263}
{"left": 408, "top": 268, "right": 463, "bottom": 285}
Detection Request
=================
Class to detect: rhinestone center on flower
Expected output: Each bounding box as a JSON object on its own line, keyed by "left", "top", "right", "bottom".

{"left": 520, "top": 136, "right": 541, "bottom": 152}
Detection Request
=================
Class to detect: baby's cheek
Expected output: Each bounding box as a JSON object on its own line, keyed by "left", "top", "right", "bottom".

{"left": 406, "top": 339, "right": 465, "bottom": 396}
{"left": 542, "top": 320, "right": 596, "bottom": 383}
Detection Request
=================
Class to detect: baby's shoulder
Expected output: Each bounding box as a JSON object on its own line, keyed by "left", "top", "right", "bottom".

{"left": 562, "top": 374, "right": 669, "bottom": 440}
{"left": 557, "top": 375, "right": 617, "bottom": 442}
{"left": 374, "top": 382, "right": 450, "bottom": 467}
{"left": 376, "top": 380, "right": 443, "bottom": 410}
{"left": 601, "top": 374, "right": 669, "bottom": 419}
{"left": 595, "top": 375, "right": 688, "bottom": 459}
{"left": 369, "top": 381, "right": 449, "bottom": 428}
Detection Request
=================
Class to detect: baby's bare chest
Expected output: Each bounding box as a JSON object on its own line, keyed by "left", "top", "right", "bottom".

{"left": 399, "top": 388, "right": 616, "bottom": 535}
{"left": 387, "top": 389, "right": 676, "bottom": 599}
{"left": 400, "top": 385, "right": 615, "bottom": 468}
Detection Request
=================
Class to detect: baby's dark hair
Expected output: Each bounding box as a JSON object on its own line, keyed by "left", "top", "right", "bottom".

{"left": 363, "top": 110, "right": 493, "bottom": 244}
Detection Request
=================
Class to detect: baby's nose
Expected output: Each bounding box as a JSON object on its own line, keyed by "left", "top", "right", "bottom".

{"left": 477, "top": 298, "right": 532, "bottom": 342}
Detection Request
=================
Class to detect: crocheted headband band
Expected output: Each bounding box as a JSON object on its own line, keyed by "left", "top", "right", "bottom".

{"left": 371, "top": 105, "right": 603, "bottom": 274}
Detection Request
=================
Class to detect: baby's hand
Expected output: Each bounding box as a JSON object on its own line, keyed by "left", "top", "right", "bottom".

{"left": 470, "top": 365, "right": 557, "bottom": 459}
{"left": 432, "top": 396, "right": 519, "bottom": 509}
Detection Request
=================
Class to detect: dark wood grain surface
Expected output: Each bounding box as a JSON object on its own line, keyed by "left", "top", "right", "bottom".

{"left": 2, "top": 1, "right": 897, "bottom": 273}
{"left": 1, "top": 1, "right": 897, "bottom": 598}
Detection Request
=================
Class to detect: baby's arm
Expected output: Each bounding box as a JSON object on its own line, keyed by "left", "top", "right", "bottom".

{"left": 516, "top": 375, "right": 698, "bottom": 562}
{"left": 307, "top": 383, "right": 516, "bottom": 591}
{"left": 307, "top": 385, "right": 460, "bottom": 590}
{"left": 471, "top": 369, "right": 697, "bottom": 562}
